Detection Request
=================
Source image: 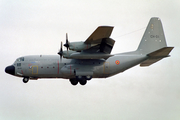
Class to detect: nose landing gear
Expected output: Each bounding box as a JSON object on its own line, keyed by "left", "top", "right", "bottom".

{"left": 23, "top": 77, "right": 29, "bottom": 83}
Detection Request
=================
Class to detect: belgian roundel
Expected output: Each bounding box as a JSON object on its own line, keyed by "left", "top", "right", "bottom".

{"left": 115, "top": 60, "right": 120, "bottom": 65}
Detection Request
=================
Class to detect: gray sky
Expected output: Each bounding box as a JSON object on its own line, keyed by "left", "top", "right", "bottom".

{"left": 1, "top": 0, "right": 180, "bottom": 120}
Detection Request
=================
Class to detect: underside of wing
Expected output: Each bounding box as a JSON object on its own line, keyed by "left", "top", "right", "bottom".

{"left": 84, "top": 38, "right": 115, "bottom": 54}
{"left": 62, "top": 50, "right": 113, "bottom": 60}
{"left": 69, "top": 52, "right": 113, "bottom": 59}
{"left": 84, "top": 26, "right": 115, "bottom": 55}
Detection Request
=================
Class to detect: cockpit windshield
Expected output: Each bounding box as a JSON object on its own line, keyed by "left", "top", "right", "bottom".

{"left": 16, "top": 57, "right": 24, "bottom": 62}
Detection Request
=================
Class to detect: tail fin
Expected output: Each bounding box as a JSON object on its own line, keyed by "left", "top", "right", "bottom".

{"left": 137, "top": 17, "right": 174, "bottom": 66}
{"left": 137, "top": 17, "right": 167, "bottom": 54}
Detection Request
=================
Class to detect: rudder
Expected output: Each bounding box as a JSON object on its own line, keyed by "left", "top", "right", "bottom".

{"left": 137, "top": 17, "right": 167, "bottom": 54}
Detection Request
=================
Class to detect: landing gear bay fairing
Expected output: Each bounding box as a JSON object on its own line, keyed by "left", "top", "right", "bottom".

{"left": 5, "top": 18, "right": 173, "bottom": 85}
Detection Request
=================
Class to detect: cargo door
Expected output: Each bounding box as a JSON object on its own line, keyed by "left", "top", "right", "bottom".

{"left": 32, "top": 65, "right": 38, "bottom": 74}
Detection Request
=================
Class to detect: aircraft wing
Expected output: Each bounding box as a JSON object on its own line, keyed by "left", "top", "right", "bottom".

{"left": 84, "top": 26, "right": 115, "bottom": 54}
{"left": 63, "top": 26, "right": 115, "bottom": 60}
{"left": 85, "top": 26, "right": 114, "bottom": 44}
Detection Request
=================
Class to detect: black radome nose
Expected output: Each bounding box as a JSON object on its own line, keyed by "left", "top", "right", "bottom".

{"left": 5, "top": 65, "right": 15, "bottom": 75}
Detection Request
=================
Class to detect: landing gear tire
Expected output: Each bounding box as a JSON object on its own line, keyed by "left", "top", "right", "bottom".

{"left": 70, "top": 79, "right": 78, "bottom": 86}
{"left": 23, "top": 77, "right": 29, "bottom": 83}
{"left": 79, "top": 79, "right": 87, "bottom": 85}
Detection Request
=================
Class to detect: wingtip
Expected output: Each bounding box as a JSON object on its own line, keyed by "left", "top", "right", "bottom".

{"left": 98, "top": 26, "right": 114, "bottom": 28}
{"left": 150, "top": 17, "right": 161, "bottom": 21}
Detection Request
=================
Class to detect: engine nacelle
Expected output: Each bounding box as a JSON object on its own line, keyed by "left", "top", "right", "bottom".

{"left": 69, "top": 41, "right": 91, "bottom": 51}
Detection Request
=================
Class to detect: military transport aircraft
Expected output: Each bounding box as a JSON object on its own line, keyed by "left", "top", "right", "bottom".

{"left": 5, "top": 17, "right": 173, "bottom": 85}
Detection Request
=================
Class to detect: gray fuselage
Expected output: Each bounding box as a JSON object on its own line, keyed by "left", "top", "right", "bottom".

{"left": 12, "top": 52, "right": 147, "bottom": 80}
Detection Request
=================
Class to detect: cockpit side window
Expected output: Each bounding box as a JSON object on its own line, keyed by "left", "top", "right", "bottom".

{"left": 17, "top": 57, "right": 24, "bottom": 62}
{"left": 21, "top": 57, "right": 24, "bottom": 61}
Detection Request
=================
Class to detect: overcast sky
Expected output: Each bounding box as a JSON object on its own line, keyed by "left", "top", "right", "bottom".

{"left": 1, "top": 0, "right": 180, "bottom": 120}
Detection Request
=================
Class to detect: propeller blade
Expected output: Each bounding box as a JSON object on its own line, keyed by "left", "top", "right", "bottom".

{"left": 64, "top": 33, "right": 69, "bottom": 51}
{"left": 66, "top": 33, "right": 68, "bottom": 41}
{"left": 58, "top": 42, "right": 63, "bottom": 62}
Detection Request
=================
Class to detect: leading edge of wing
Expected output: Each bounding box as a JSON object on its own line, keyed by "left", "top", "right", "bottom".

{"left": 84, "top": 26, "right": 114, "bottom": 44}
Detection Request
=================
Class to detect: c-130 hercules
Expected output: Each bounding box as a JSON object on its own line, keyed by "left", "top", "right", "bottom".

{"left": 5, "top": 17, "right": 173, "bottom": 85}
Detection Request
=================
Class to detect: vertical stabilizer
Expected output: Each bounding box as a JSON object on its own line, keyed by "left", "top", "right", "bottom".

{"left": 137, "top": 17, "right": 167, "bottom": 54}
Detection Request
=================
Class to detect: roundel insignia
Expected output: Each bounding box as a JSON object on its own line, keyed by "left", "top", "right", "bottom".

{"left": 115, "top": 60, "right": 120, "bottom": 65}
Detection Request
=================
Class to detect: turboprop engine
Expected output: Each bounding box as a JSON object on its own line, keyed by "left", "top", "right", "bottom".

{"left": 68, "top": 41, "right": 91, "bottom": 51}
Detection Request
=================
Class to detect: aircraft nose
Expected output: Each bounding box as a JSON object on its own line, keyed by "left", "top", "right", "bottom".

{"left": 5, "top": 65, "right": 15, "bottom": 75}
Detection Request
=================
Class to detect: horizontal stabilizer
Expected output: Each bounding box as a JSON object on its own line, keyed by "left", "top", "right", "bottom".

{"left": 148, "top": 47, "right": 174, "bottom": 57}
{"left": 140, "top": 47, "right": 174, "bottom": 66}
{"left": 140, "top": 58, "right": 163, "bottom": 67}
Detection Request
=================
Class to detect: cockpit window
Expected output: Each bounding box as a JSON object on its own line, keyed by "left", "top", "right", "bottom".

{"left": 17, "top": 57, "right": 24, "bottom": 62}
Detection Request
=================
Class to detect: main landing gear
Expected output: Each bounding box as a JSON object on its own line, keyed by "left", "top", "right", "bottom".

{"left": 69, "top": 76, "right": 92, "bottom": 86}
{"left": 23, "top": 77, "right": 29, "bottom": 83}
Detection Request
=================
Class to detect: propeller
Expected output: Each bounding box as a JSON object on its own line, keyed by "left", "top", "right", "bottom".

{"left": 58, "top": 42, "right": 63, "bottom": 62}
{"left": 64, "top": 33, "right": 69, "bottom": 52}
